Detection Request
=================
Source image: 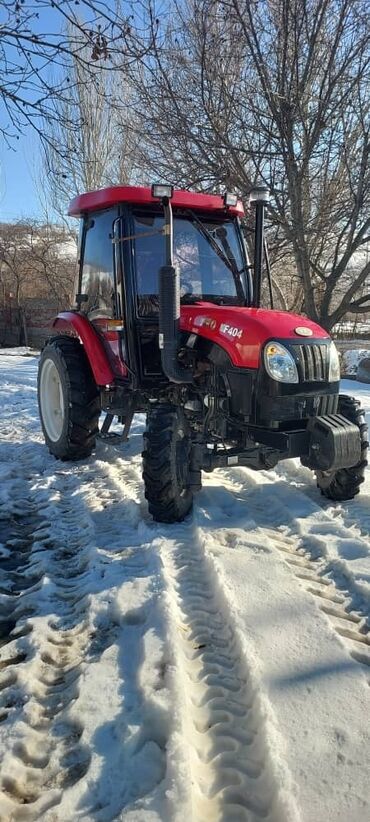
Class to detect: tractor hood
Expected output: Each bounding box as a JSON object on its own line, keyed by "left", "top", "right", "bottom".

{"left": 180, "top": 305, "right": 330, "bottom": 369}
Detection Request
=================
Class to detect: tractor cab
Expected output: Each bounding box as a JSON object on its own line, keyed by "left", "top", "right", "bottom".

{"left": 69, "top": 185, "right": 251, "bottom": 387}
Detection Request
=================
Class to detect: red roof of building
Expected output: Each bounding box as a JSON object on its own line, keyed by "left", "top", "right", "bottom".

{"left": 68, "top": 185, "right": 244, "bottom": 217}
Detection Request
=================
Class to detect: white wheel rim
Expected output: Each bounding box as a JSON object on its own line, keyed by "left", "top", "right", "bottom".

{"left": 39, "top": 359, "right": 65, "bottom": 442}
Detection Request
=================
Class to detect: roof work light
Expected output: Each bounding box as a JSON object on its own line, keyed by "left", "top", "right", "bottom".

{"left": 151, "top": 184, "right": 174, "bottom": 200}
{"left": 223, "top": 191, "right": 238, "bottom": 207}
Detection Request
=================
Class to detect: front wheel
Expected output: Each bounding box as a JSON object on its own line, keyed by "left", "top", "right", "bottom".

{"left": 316, "top": 395, "right": 368, "bottom": 501}
{"left": 142, "top": 405, "right": 193, "bottom": 523}
{"left": 38, "top": 336, "right": 100, "bottom": 460}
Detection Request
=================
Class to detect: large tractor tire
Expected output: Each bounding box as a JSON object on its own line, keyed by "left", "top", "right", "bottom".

{"left": 38, "top": 336, "right": 100, "bottom": 461}
{"left": 316, "top": 395, "right": 368, "bottom": 501}
{"left": 142, "top": 405, "right": 193, "bottom": 523}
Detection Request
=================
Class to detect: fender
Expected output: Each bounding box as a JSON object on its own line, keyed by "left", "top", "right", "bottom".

{"left": 53, "top": 312, "right": 115, "bottom": 386}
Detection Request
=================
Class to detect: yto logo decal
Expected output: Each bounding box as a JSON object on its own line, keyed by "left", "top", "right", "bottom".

{"left": 220, "top": 323, "right": 243, "bottom": 339}
{"left": 203, "top": 317, "right": 217, "bottom": 330}
{"left": 194, "top": 315, "right": 217, "bottom": 330}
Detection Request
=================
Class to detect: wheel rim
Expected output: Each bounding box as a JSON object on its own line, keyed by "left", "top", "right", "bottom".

{"left": 39, "top": 359, "right": 65, "bottom": 442}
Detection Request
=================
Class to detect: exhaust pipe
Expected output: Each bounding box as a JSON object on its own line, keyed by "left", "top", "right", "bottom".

{"left": 155, "top": 190, "right": 192, "bottom": 384}
{"left": 158, "top": 263, "right": 192, "bottom": 384}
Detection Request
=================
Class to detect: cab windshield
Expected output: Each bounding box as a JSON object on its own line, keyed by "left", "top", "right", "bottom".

{"left": 133, "top": 210, "right": 248, "bottom": 316}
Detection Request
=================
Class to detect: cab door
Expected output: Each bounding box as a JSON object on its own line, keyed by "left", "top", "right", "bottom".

{"left": 79, "top": 208, "right": 128, "bottom": 379}
{"left": 130, "top": 208, "right": 164, "bottom": 382}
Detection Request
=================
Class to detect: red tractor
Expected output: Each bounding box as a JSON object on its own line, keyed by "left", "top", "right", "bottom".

{"left": 38, "top": 184, "right": 368, "bottom": 522}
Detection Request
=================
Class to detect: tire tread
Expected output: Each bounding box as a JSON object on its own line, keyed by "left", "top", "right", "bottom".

{"left": 142, "top": 405, "right": 193, "bottom": 522}
{"left": 38, "top": 335, "right": 100, "bottom": 461}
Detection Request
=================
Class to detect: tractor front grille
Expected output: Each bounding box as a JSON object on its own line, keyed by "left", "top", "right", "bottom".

{"left": 296, "top": 343, "right": 329, "bottom": 382}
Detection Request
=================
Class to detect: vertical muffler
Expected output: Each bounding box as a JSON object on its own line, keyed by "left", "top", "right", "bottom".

{"left": 152, "top": 186, "right": 193, "bottom": 384}
{"left": 158, "top": 262, "right": 192, "bottom": 383}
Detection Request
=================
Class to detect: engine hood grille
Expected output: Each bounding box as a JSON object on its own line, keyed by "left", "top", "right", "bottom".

{"left": 296, "top": 342, "right": 329, "bottom": 382}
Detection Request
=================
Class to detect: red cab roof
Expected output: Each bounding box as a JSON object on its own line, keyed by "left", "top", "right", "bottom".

{"left": 68, "top": 185, "right": 244, "bottom": 218}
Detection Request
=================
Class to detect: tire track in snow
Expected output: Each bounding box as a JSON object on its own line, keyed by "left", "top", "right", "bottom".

{"left": 49, "top": 443, "right": 369, "bottom": 820}
{"left": 92, "top": 444, "right": 295, "bottom": 820}
{"left": 1, "top": 435, "right": 175, "bottom": 821}
{"left": 0, "top": 456, "right": 93, "bottom": 820}
{"left": 217, "top": 467, "right": 370, "bottom": 681}
{"left": 261, "top": 528, "right": 370, "bottom": 673}
{"left": 50, "top": 449, "right": 174, "bottom": 820}
{"left": 156, "top": 521, "right": 290, "bottom": 822}
{"left": 274, "top": 459, "right": 370, "bottom": 541}
{"left": 0, "top": 508, "right": 42, "bottom": 728}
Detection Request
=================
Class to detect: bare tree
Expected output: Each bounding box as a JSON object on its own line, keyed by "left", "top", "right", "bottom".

{"left": 41, "top": 30, "right": 141, "bottom": 219}
{"left": 25, "top": 221, "right": 76, "bottom": 305}
{"left": 0, "top": 0, "right": 155, "bottom": 145}
{"left": 230, "top": 0, "right": 370, "bottom": 329}
{"left": 0, "top": 219, "right": 76, "bottom": 342}
{"left": 130, "top": 0, "right": 370, "bottom": 329}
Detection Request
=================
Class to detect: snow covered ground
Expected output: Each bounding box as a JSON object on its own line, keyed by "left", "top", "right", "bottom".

{"left": 0, "top": 353, "right": 369, "bottom": 822}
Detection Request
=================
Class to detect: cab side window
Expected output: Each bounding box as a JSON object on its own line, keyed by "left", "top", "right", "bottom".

{"left": 80, "top": 209, "right": 117, "bottom": 318}
{"left": 133, "top": 212, "right": 164, "bottom": 316}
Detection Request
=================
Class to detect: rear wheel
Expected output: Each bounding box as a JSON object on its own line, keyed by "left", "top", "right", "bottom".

{"left": 142, "top": 405, "right": 193, "bottom": 523}
{"left": 38, "top": 336, "right": 100, "bottom": 460}
{"left": 316, "top": 395, "right": 368, "bottom": 501}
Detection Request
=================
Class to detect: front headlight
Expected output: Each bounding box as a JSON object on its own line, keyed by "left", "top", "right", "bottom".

{"left": 328, "top": 341, "right": 340, "bottom": 382}
{"left": 264, "top": 342, "right": 299, "bottom": 383}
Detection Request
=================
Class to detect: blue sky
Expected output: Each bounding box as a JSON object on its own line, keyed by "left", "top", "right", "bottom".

{"left": 0, "top": 2, "right": 63, "bottom": 222}
{"left": 0, "top": 132, "right": 44, "bottom": 222}
{"left": 0, "top": 1, "right": 149, "bottom": 223}
{"left": 0, "top": 0, "right": 119, "bottom": 223}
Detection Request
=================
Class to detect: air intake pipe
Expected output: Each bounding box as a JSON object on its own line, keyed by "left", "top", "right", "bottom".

{"left": 249, "top": 184, "right": 270, "bottom": 308}
{"left": 157, "top": 193, "right": 193, "bottom": 384}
